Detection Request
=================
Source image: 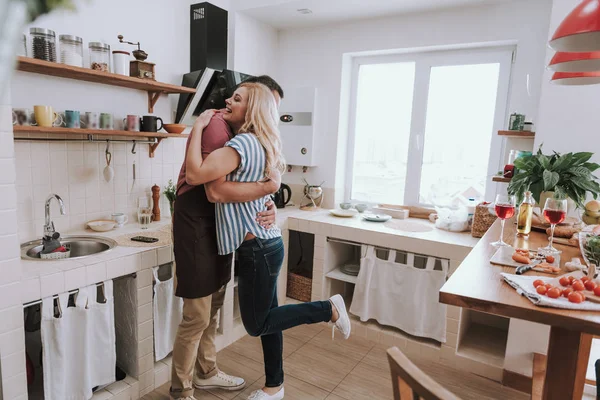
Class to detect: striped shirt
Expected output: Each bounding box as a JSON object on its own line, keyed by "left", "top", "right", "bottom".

{"left": 215, "top": 133, "right": 282, "bottom": 255}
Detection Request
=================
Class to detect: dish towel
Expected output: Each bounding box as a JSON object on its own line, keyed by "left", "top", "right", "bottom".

{"left": 41, "top": 281, "right": 116, "bottom": 400}
{"left": 153, "top": 266, "right": 183, "bottom": 361}
{"left": 501, "top": 271, "right": 600, "bottom": 311}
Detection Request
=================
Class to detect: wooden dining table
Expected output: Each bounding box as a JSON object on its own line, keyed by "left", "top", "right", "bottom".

{"left": 440, "top": 219, "right": 600, "bottom": 400}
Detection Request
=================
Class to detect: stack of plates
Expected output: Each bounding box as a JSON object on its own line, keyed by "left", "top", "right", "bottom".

{"left": 340, "top": 263, "right": 360, "bottom": 276}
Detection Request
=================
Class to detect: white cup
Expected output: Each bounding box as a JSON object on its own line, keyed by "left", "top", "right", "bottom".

{"left": 111, "top": 213, "right": 129, "bottom": 227}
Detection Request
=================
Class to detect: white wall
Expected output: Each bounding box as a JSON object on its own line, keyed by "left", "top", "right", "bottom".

{"left": 275, "top": 0, "right": 552, "bottom": 203}
{"left": 231, "top": 12, "right": 278, "bottom": 76}
{"left": 535, "top": 0, "right": 600, "bottom": 159}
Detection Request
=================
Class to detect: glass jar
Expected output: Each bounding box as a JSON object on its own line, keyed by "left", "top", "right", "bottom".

{"left": 89, "top": 42, "right": 110, "bottom": 72}
{"left": 59, "top": 35, "right": 83, "bottom": 67}
{"left": 18, "top": 34, "right": 26, "bottom": 57}
{"left": 30, "top": 28, "right": 56, "bottom": 62}
{"left": 504, "top": 150, "right": 518, "bottom": 179}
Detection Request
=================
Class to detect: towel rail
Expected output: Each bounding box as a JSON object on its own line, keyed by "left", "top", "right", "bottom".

{"left": 325, "top": 237, "right": 449, "bottom": 262}
{"left": 22, "top": 272, "right": 136, "bottom": 308}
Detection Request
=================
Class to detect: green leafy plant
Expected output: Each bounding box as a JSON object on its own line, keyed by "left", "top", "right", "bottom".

{"left": 164, "top": 179, "right": 176, "bottom": 215}
{"left": 507, "top": 146, "right": 600, "bottom": 209}
{"left": 23, "top": 0, "right": 76, "bottom": 20}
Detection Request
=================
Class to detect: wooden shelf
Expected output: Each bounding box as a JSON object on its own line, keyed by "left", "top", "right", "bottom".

{"left": 16, "top": 56, "right": 195, "bottom": 113}
{"left": 498, "top": 130, "right": 535, "bottom": 138}
{"left": 492, "top": 176, "right": 511, "bottom": 183}
{"left": 13, "top": 125, "right": 188, "bottom": 157}
{"left": 325, "top": 267, "right": 358, "bottom": 284}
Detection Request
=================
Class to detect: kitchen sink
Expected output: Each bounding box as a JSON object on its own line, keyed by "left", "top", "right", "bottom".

{"left": 21, "top": 236, "right": 117, "bottom": 261}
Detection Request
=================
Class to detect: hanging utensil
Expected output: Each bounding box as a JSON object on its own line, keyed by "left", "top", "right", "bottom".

{"left": 103, "top": 141, "right": 114, "bottom": 182}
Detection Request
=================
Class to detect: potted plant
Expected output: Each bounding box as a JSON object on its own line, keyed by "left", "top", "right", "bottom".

{"left": 164, "top": 179, "right": 176, "bottom": 216}
{"left": 507, "top": 146, "right": 600, "bottom": 211}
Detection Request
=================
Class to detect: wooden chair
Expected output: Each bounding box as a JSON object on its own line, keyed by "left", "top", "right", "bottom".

{"left": 387, "top": 347, "right": 461, "bottom": 400}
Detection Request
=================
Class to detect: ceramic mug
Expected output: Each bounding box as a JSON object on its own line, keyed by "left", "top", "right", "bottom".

{"left": 111, "top": 213, "right": 129, "bottom": 227}
{"left": 12, "top": 108, "right": 35, "bottom": 126}
{"left": 85, "top": 112, "right": 100, "bottom": 129}
{"left": 141, "top": 115, "right": 163, "bottom": 133}
{"left": 100, "top": 113, "right": 113, "bottom": 130}
{"left": 123, "top": 115, "right": 140, "bottom": 132}
{"left": 64, "top": 110, "right": 84, "bottom": 128}
{"left": 34, "top": 105, "right": 62, "bottom": 127}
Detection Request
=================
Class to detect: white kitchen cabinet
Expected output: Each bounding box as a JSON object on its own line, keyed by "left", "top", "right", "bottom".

{"left": 279, "top": 87, "right": 317, "bottom": 167}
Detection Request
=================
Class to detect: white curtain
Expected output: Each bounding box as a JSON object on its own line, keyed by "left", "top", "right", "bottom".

{"left": 350, "top": 246, "right": 448, "bottom": 342}
{"left": 41, "top": 281, "right": 116, "bottom": 400}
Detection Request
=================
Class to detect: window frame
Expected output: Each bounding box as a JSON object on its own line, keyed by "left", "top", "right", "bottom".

{"left": 344, "top": 45, "right": 515, "bottom": 207}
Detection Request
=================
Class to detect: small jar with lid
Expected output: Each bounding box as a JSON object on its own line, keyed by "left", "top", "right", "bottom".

{"left": 89, "top": 42, "right": 110, "bottom": 72}
{"left": 59, "top": 35, "right": 83, "bottom": 67}
{"left": 30, "top": 28, "right": 57, "bottom": 62}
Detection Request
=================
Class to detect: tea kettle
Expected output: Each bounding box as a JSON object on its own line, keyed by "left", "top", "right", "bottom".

{"left": 273, "top": 184, "right": 292, "bottom": 209}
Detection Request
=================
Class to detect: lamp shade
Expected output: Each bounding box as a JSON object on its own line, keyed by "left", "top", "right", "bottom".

{"left": 549, "top": 0, "right": 600, "bottom": 52}
{"left": 551, "top": 71, "right": 600, "bottom": 85}
{"left": 548, "top": 51, "right": 600, "bottom": 71}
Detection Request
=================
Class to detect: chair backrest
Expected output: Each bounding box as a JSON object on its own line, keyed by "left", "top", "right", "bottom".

{"left": 387, "top": 347, "right": 461, "bottom": 400}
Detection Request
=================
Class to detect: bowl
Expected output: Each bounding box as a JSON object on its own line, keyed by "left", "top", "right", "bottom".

{"left": 354, "top": 203, "right": 368, "bottom": 213}
{"left": 340, "top": 202, "right": 352, "bottom": 210}
{"left": 87, "top": 220, "right": 116, "bottom": 232}
{"left": 163, "top": 124, "right": 186, "bottom": 134}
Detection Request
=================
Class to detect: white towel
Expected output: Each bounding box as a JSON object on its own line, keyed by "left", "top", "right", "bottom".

{"left": 501, "top": 271, "right": 600, "bottom": 311}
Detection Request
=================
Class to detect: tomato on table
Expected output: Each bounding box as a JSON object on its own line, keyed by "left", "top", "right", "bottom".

{"left": 594, "top": 286, "right": 600, "bottom": 297}
{"left": 585, "top": 280, "right": 597, "bottom": 291}
{"left": 582, "top": 276, "right": 590, "bottom": 283}
{"left": 562, "top": 287, "right": 574, "bottom": 298}
{"left": 536, "top": 285, "right": 548, "bottom": 295}
{"left": 559, "top": 276, "right": 571, "bottom": 287}
{"left": 533, "top": 279, "right": 544, "bottom": 288}
{"left": 568, "top": 291, "right": 584, "bottom": 303}
{"left": 547, "top": 287, "right": 561, "bottom": 299}
{"left": 572, "top": 280, "right": 585, "bottom": 291}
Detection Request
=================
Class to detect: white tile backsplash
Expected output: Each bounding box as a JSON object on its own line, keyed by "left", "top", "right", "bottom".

{"left": 14, "top": 139, "right": 185, "bottom": 238}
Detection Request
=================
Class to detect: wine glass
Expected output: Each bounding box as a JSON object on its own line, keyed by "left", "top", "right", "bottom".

{"left": 542, "top": 197, "right": 567, "bottom": 253}
{"left": 492, "top": 194, "right": 516, "bottom": 247}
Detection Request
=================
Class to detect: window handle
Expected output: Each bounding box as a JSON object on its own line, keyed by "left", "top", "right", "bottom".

{"left": 416, "top": 134, "right": 422, "bottom": 151}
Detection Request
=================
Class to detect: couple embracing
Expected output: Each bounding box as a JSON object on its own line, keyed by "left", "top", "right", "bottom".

{"left": 169, "top": 76, "right": 351, "bottom": 400}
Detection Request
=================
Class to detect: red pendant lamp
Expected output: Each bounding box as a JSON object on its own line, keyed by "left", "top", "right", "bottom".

{"left": 551, "top": 71, "right": 600, "bottom": 85}
{"left": 548, "top": 51, "right": 600, "bottom": 71}
{"left": 549, "top": 0, "right": 600, "bottom": 52}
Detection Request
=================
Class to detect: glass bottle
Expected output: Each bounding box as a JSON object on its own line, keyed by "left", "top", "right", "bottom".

{"left": 517, "top": 191, "right": 535, "bottom": 236}
{"left": 503, "top": 150, "right": 517, "bottom": 179}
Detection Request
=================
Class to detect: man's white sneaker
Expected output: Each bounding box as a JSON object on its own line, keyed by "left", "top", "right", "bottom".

{"left": 247, "top": 387, "right": 285, "bottom": 400}
{"left": 193, "top": 370, "right": 245, "bottom": 391}
{"left": 329, "top": 294, "right": 351, "bottom": 339}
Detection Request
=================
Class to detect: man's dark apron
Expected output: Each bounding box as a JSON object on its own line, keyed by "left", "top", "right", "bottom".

{"left": 173, "top": 185, "right": 232, "bottom": 298}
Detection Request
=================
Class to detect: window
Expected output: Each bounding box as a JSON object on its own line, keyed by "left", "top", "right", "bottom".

{"left": 346, "top": 46, "right": 513, "bottom": 206}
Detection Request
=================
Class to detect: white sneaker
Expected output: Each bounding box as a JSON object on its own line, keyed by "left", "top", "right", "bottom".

{"left": 247, "top": 387, "right": 285, "bottom": 400}
{"left": 171, "top": 396, "right": 196, "bottom": 400}
{"left": 193, "top": 370, "right": 245, "bottom": 391}
{"left": 329, "top": 294, "right": 351, "bottom": 339}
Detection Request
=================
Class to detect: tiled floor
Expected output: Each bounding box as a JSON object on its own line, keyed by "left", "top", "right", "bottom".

{"left": 142, "top": 322, "right": 528, "bottom": 400}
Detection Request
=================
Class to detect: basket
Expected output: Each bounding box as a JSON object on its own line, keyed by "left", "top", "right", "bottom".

{"left": 40, "top": 248, "right": 71, "bottom": 260}
{"left": 471, "top": 202, "right": 498, "bottom": 238}
{"left": 286, "top": 272, "right": 312, "bottom": 302}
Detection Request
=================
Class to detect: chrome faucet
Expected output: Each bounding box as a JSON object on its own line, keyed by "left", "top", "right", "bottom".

{"left": 44, "top": 194, "right": 66, "bottom": 238}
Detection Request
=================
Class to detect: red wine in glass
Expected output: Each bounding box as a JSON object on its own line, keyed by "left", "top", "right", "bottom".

{"left": 495, "top": 204, "right": 516, "bottom": 220}
{"left": 543, "top": 209, "right": 566, "bottom": 225}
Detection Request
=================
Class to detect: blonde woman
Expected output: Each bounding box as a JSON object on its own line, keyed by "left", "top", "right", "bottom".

{"left": 185, "top": 82, "right": 350, "bottom": 400}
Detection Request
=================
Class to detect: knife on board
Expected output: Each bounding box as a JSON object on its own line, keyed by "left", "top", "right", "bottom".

{"left": 516, "top": 259, "right": 543, "bottom": 275}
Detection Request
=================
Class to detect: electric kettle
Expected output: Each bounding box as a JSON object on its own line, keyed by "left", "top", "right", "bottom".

{"left": 273, "top": 183, "right": 292, "bottom": 209}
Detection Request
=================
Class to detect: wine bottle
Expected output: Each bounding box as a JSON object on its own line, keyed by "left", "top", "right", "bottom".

{"left": 517, "top": 191, "right": 535, "bottom": 236}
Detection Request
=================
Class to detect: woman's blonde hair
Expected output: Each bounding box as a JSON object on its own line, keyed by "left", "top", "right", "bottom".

{"left": 239, "top": 82, "right": 286, "bottom": 178}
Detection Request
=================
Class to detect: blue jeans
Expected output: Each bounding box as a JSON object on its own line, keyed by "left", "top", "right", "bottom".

{"left": 236, "top": 236, "right": 332, "bottom": 387}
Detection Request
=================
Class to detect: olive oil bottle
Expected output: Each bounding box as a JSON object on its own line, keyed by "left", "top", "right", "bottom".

{"left": 517, "top": 191, "right": 535, "bottom": 236}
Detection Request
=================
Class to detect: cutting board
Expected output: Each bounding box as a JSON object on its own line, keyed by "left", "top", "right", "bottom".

{"left": 490, "top": 246, "right": 560, "bottom": 273}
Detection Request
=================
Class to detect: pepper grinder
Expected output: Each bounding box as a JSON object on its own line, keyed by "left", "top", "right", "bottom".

{"left": 152, "top": 184, "right": 161, "bottom": 222}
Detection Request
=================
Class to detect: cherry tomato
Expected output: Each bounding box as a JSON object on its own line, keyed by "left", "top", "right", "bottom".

{"left": 559, "top": 276, "right": 571, "bottom": 287}
{"left": 546, "top": 255, "right": 555, "bottom": 263}
{"left": 573, "top": 280, "right": 585, "bottom": 291}
{"left": 569, "top": 291, "right": 584, "bottom": 303}
{"left": 547, "top": 287, "right": 561, "bottom": 299}
{"left": 582, "top": 276, "right": 590, "bottom": 283}
{"left": 545, "top": 284, "right": 554, "bottom": 291}
{"left": 579, "top": 292, "right": 586, "bottom": 302}
{"left": 563, "top": 287, "right": 574, "bottom": 298}
{"left": 536, "top": 285, "right": 548, "bottom": 295}
{"left": 594, "top": 286, "right": 600, "bottom": 297}
{"left": 568, "top": 276, "right": 576, "bottom": 283}
{"left": 533, "top": 279, "right": 544, "bottom": 288}
{"left": 585, "top": 280, "right": 597, "bottom": 291}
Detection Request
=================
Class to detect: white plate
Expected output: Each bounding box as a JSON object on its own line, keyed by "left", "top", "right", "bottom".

{"left": 362, "top": 213, "right": 392, "bottom": 222}
{"left": 330, "top": 209, "right": 358, "bottom": 218}
{"left": 87, "top": 220, "right": 116, "bottom": 232}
